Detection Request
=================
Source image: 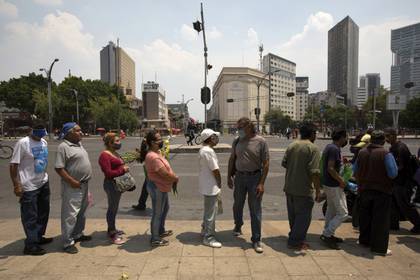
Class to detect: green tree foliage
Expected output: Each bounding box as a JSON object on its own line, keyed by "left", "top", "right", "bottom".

{"left": 264, "top": 109, "right": 294, "bottom": 133}
{"left": 400, "top": 97, "right": 420, "bottom": 129}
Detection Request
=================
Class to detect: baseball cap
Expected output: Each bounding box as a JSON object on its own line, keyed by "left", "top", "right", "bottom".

{"left": 200, "top": 129, "right": 220, "bottom": 142}
{"left": 354, "top": 134, "right": 371, "bottom": 148}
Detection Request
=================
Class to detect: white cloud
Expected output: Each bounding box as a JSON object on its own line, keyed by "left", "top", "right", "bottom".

{"left": 207, "top": 26, "right": 222, "bottom": 39}
{"left": 246, "top": 27, "right": 259, "bottom": 46}
{"left": 180, "top": 24, "right": 198, "bottom": 41}
{"left": 0, "top": 0, "right": 18, "bottom": 18}
{"left": 0, "top": 11, "right": 98, "bottom": 83}
{"left": 33, "top": 0, "right": 63, "bottom": 6}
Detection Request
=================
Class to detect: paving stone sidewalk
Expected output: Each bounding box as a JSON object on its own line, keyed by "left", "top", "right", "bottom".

{"left": 0, "top": 219, "right": 419, "bottom": 280}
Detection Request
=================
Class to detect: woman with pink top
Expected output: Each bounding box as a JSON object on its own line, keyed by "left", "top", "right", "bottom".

{"left": 139, "top": 130, "right": 179, "bottom": 246}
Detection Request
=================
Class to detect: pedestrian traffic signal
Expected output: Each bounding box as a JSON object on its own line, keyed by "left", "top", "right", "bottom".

{"left": 201, "top": 87, "right": 211, "bottom": 104}
{"left": 254, "top": 107, "right": 261, "bottom": 116}
{"left": 193, "top": 21, "right": 202, "bottom": 32}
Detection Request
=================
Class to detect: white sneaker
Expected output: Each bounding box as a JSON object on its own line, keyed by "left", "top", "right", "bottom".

{"left": 373, "top": 249, "right": 392, "bottom": 256}
{"left": 253, "top": 241, "right": 264, "bottom": 253}
{"left": 203, "top": 238, "right": 222, "bottom": 248}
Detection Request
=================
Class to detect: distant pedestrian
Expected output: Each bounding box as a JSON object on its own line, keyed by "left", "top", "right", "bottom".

{"left": 227, "top": 117, "right": 270, "bottom": 253}
{"left": 354, "top": 130, "right": 398, "bottom": 256}
{"left": 140, "top": 130, "right": 179, "bottom": 246}
{"left": 198, "top": 129, "right": 222, "bottom": 248}
{"left": 320, "top": 128, "right": 348, "bottom": 250}
{"left": 282, "top": 123, "right": 321, "bottom": 251}
{"left": 132, "top": 169, "right": 149, "bottom": 211}
{"left": 385, "top": 128, "right": 420, "bottom": 233}
{"left": 55, "top": 122, "right": 92, "bottom": 254}
{"left": 98, "top": 133, "right": 130, "bottom": 244}
{"left": 9, "top": 124, "right": 52, "bottom": 255}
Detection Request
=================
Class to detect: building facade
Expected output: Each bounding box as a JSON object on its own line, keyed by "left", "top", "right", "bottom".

{"left": 142, "top": 81, "right": 169, "bottom": 128}
{"left": 167, "top": 104, "right": 190, "bottom": 129}
{"left": 388, "top": 22, "right": 420, "bottom": 116}
{"left": 295, "top": 77, "right": 309, "bottom": 121}
{"left": 207, "top": 67, "right": 269, "bottom": 132}
{"left": 357, "top": 73, "right": 380, "bottom": 109}
{"left": 262, "top": 53, "right": 296, "bottom": 119}
{"left": 328, "top": 16, "right": 359, "bottom": 106}
{"left": 100, "top": 41, "right": 136, "bottom": 100}
{"left": 309, "top": 91, "right": 344, "bottom": 108}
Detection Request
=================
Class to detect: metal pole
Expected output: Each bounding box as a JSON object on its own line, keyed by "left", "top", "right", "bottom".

{"left": 201, "top": 2, "right": 208, "bottom": 128}
{"left": 47, "top": 74, "right": 52, "bottom": 139}
{"left": 372, "top": 89, "right": 376, "bottom": 129}
{"left": 256, "top": 82, "right": 260, "bottom": 132}
{"left": 75, "top": 90, "right": 79, "bottom": 124}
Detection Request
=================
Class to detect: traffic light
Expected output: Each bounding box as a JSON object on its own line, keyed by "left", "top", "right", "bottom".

{"left": 201, "top": 87, "right": 211, "bottom": 104}
{"left": 207, "top": 64, "right": 213, "bottom": 70}
{"left": 226, "top": 98, "right": 234, "bottom": 103}
{"left": 254, "top": 107, "right": 261, "bottom": 116}
{"left": 193, "top": 21, "right": 202, "bottom": 32}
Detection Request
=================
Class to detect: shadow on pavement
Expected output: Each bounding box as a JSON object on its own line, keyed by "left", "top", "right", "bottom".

{"left": 176, "top": 230, "right": 249, "bottom": 248}
{"left": 397, "top": 236, "right": 420, "bottom": 254}
{"left": 116, "top": 231, "right": 150, "bottom": 253}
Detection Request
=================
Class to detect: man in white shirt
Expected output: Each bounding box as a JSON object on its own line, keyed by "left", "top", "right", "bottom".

{"left": 199, "top": 128, "right": 222, "bottom": 248}
{"left": 9, "top": 124, "right": 53, "bottom": 255}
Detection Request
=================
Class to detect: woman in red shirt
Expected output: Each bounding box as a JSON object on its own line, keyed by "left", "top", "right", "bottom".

{"left": 98, "top": 133, "right": 129, "bottom": 245}
{"left": 139, "top": 130, "right": 178, "bottom": 246}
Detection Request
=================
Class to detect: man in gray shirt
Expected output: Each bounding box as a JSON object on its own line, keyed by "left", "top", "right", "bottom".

{"left": 55, "top": 122, "right": 92, "bottom": 254}
{"left": 228, "top": 117, "right": 270, "bottom": 253}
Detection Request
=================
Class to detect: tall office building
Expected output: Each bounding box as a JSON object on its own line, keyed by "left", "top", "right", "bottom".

{"left": 262, "top": 53, "right": 296, "bottom": 120}
{"left": 356, "top": 73, "right": 380, "bottom": 109}
{"left": 100, "top": 41, "right": 136, "bottom": 100}
{"left": 295, "top": 77, "right": 309, "bottom": 121}
{"left": 328, "top": 16, "right": 359, "bottom": 106}
{"left": 142, "top": 81, "right": 169, "bottom": 128}
{"left": 388, "top": 22, "right": 420, "bottom": 116}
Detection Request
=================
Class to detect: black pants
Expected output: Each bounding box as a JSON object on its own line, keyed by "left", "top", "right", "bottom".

{"left": 286, "top": 194, "right": 314, "bottom": 247}
{"left": 351, "top": 195, "right": 360, "bottom": 228}
{"left": 359, "top": 189, "right": 391, "bottom": 254}
{"left": 392, "top": 184, "right": 420, "bottom": 229}
{"left": 137, "top": 178, "right": 149, "bottom": 207}
{"left": 20, "top": 182, "right": 50, "bottom": 248}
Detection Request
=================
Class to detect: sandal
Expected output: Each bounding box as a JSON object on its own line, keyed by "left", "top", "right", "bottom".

{"left": 111, "top": 234, "right": 126, "bottom": 245}
{"left": 160, "top": 230, "right": 173, "bottom": 238}
{"left": 151, "top": 239, "right": 169, "bottom": 247}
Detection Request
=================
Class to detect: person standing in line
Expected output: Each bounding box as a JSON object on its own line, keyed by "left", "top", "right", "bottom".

{"left": 98, "top": 132, "right": 130, "bottom": 244}
{"left": 354, "top": 130, "right": 398, "bottom": 256}
{"left": 320, "top": 128, "right": 348, "bottom": 250}
{"left": 227, "top": 117, "right": 270, "bottom": 253}
{"left": 55, "top": 122, "right": 93, "bottom": 254}
{"left": 385, "top": 128, "right": 420, "bottom": 233}
{"left": 198, "top": 129, "right": 222, "bottom": 248}
{"left": 282, "top": 123, "right": 321, "bottom": 251}
{"left": 139, "top": 130, "right": 178, "bottom": 246}
{"left": 10, "top": 124, "right": 53, "bottom": 255}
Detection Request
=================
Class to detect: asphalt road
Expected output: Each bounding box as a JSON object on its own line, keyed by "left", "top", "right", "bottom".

{"left": 1, "top": 135, "right": 419, "bottom": 223}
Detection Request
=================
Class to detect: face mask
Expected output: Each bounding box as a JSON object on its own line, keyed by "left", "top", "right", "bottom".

{"left": 213, "top": 136, "right": 219, "bottom": 145}
{"left": 341, "top": 140, "right": 348, "bottom": 148}
{"left": 238, "top": 129, "right": 246, "bottom": 139}
{"left": 157, "top": 141, "right": 164, "bottom": 149}
{"left": 113, "top": 143, "right": 122, "bottom": 150}
{"left": 32, "top": 129, "right": 47, "bottom": 139}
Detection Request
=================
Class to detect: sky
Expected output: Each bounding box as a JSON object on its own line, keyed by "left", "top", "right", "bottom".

{"left": 1, "top": 0, "right": 420, "bottom": 121}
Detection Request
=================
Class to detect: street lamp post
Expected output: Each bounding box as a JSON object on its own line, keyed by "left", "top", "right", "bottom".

{"left": 40, "top": 58, "right": 59, "bottom": 139}
{"left": 178, "top": 94, "right": 193, "bottom": 133}
{"left": 70, "top": 89, "right": 79, "bottom": 124}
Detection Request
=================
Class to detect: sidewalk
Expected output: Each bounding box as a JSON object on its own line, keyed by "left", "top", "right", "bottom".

{"left": 0, "top": 219, "right": 419, "bottom": 280}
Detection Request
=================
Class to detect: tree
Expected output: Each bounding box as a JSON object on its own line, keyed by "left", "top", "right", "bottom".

{"left": 264, "top": 109, "right": 293, "bottom": 133}
{"left": 362, "top": 87, "right": 393, "bottom": 129}
{"left": 400, "top": 97, "right": 420, "bottom": 129}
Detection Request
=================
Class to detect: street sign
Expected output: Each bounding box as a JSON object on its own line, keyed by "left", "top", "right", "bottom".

{"left": 201, "top": 87, "right": 211, "bottom": 104}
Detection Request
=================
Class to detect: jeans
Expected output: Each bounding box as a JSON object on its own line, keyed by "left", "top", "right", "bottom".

{"left": 61, "top": 181, "right": 89, "bottom": 248}
{"left": 137, "top": 178, "right": 149, "bottom": 208}
{"left": 359, "top": 189, "right": 391, "bottom": 254}
{"left": 322, "top": 186, "right": 348, "bottom": 237}
{"left": 20, "top": 182, "right": 50, "bottom": 248}
{"left": 286, "top": 194, "right": 314, "bottom": 247}
{"left": 103, "top": 179, "right": 122, "bottom": 233}
{"left": 147, "top": 180, "right": 169, "bottom": 242}
{"left": 202, "top": 195, "right": 218, "bottom": 241}
{"left": 233, "top": 172, "right": 262, "bottom": 243}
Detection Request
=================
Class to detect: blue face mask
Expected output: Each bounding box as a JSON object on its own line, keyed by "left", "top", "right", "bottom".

{"left": 32, "top": 129, "right": 47, "bottom": 139}
{"left": 238, "top": 129, "right": 246, "bottom": 139}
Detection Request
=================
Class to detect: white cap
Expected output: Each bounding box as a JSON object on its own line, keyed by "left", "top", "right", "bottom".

{"left": 200, "top": 128, "right": 220, "bottom": 142}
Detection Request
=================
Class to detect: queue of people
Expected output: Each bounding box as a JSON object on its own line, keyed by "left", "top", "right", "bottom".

{"left": 8, "top": 118, "right": 420, "bottom": 258}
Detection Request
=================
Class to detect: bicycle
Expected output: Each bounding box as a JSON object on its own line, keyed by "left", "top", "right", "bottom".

{"left": 0, "top": 140, "right": 14, "bottom": 159}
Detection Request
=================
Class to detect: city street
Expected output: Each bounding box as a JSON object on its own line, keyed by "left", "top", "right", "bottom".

{"left": 1, "top": 135, "right": 419, "bottom": 221}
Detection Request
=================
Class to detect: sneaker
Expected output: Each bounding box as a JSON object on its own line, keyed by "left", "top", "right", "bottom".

{"left": 253, "top": 241, "right": 264, "bottom": 254}
{"left": 372, "top": 249, "right": 392, "bottom": 256}
{"left": 63, "top": 245, "right": 78, "bottom": 254}
{"left": 160, "top": 230, "right": 173, "bottom": 238}
{"left": 111, "top": 234, "right": 126, "bottom": 245}
{"left": 23, "top": 246, "right": 46, "bottom": 256}
{"left": 320, "top": 235, "right": 340, "bottom": 250}
{"left": 39, "top": 237, "right": 53, "bottom": 245}
{"left": 232, "top": 226, "right": 242, "bottom": 236}
{"left": 132, "top": 204, "right": 146, "bottom": 211}
{"left": 287, "top": 242, "right": 310, "bottom": 251}
{"left": 151, "top": 239, "right": 169, "bottom": 247}
{"left": 203, "top": 238, "right": 222, "bottom": 248}
{"left": 74, "top": 235, "right": 92, "bottom": 243}
{"left": 331, "top": 236, "right": 344, "bottom": 243}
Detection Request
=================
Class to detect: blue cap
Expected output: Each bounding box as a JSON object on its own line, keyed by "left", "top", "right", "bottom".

{"left": 59, "top": 122, "right": 77, "bottom": 140}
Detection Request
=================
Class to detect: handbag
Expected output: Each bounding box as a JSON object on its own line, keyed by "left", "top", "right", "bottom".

{"left": 114, "top": 172, "right": 136, "bottom": 193}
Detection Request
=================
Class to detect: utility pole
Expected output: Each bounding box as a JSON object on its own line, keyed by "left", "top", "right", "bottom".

{"left": 259, "top": 44, "right": 264, "bottom": 71}
{"left": 117, "top": 38, "right": 121, "bottom": 131}
{"left": 40, "top": 58, "right": 59, "bottom": 140}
